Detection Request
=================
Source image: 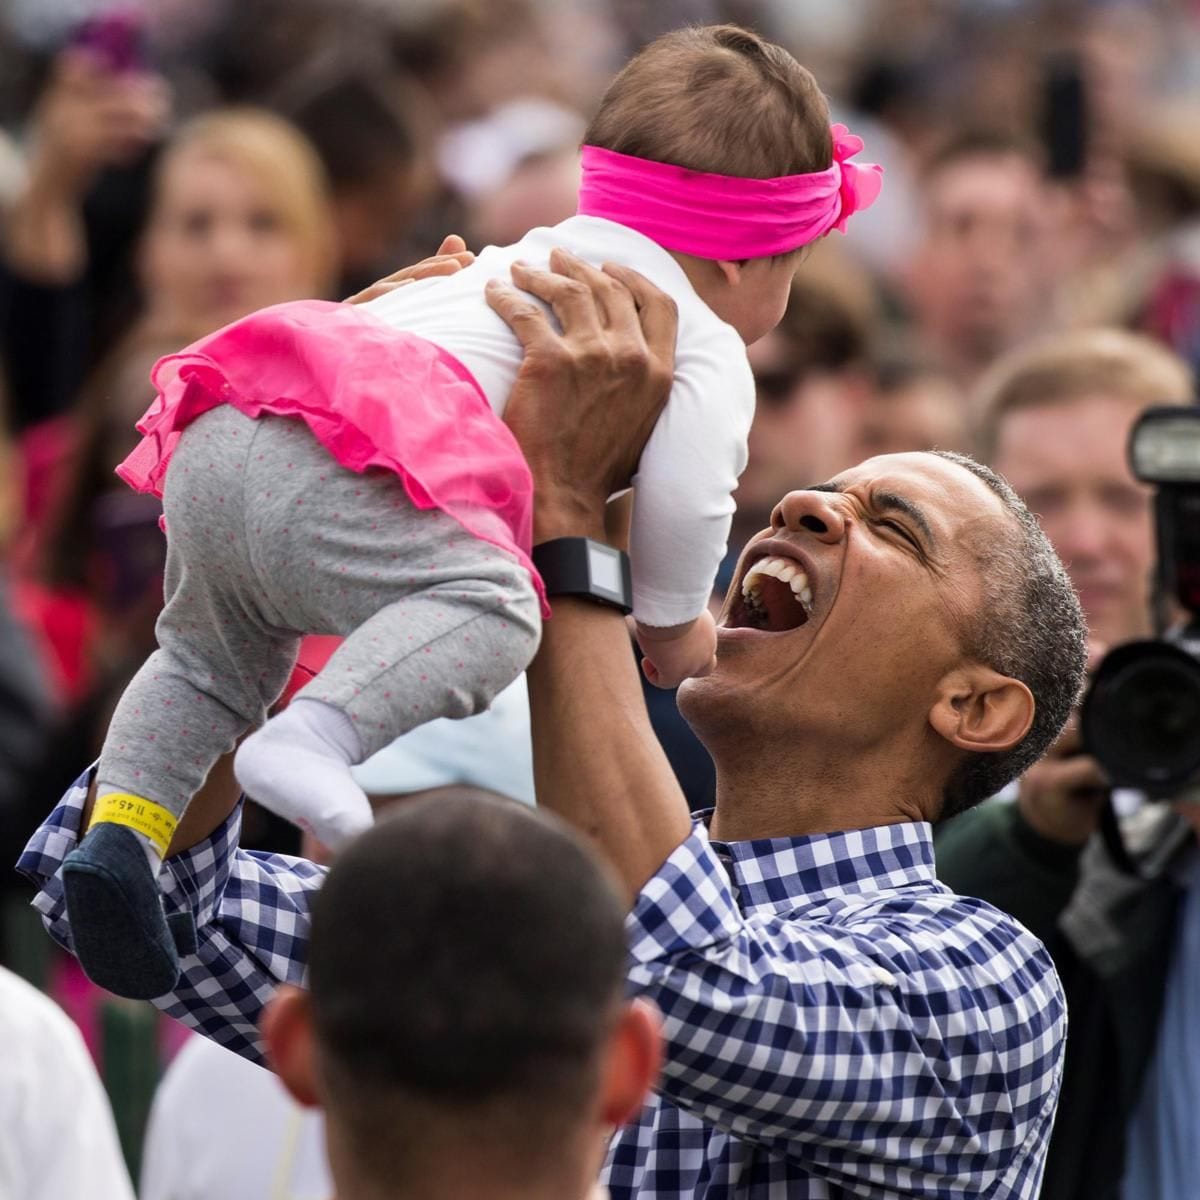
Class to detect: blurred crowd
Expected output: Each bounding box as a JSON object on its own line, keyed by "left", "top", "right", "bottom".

{"left": 2, "top": 0, "right": 1200, "bottom": 1195}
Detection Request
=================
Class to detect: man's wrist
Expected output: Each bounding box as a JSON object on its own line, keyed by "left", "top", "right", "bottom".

{"left": 532, "top": 490, "right": 608, "bottom": 544}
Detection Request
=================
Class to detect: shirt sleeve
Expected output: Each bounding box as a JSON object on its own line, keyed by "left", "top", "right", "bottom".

{"left": 625, "top": 823, "right": 1066, "bottom": 1194}
{"left": 628, "top": 340, "right": 755, "bottom": 628}
{"left": 17, "top": 766, "right": 324, "bottom": 1064}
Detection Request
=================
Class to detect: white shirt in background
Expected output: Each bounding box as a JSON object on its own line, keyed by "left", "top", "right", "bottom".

{"left": 140, "top": 1033, "right": 331, "bottom": 1200}
{"left": 0, "top": 966, "right": 135, "bottom": 1200}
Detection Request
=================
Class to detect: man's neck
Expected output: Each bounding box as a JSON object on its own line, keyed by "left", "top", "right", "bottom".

{"left": 330, "top": 1170, "right": 595, "bottom": 1200}
{"left": 707, "top": 738, "right": 930, "bottom": 842}
{"left": 326, "top": 1123, "right": 602, "bottom": 1200}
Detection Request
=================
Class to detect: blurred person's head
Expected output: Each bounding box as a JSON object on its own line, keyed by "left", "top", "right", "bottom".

{"left": 735, "top": 277, "right": 872, "bottom": 521}
{"left": 263, "top": 795, "right": 659, "bottom": 1200}
{"left": 289, "top": 73, "right": 434, "bottom": 290}
{"left": 390, "top": 0, "right": 559, "bottom": 123}
{"left": 855, "top": 346, "right": 968, "bottom": 460}
{"left": 138, "top": 109, "right": 338, "bottom": 336}
{"left": 977, "top": 329, "right": 1192, "bottom": 648}
{"left": 583, "top": 24, "right": 837, "bottom": 345}
{"left": 1080, "top": 3, "right": 1164, "bottom": 157}
{"left": 904, "top": 130, "right": 1054, "bottom": 384}
{"left": 468, "top": 148, "right": 581, "bottom": 247}
{"left": 440, "top": 97, "right": 585, "bottom": 246}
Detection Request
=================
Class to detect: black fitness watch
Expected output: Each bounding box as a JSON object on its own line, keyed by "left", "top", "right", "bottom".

{"left": 531, "top": 538, "right": 633, "bottom": 614}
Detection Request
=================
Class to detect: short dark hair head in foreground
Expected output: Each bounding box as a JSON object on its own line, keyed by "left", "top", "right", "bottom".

{"left": 306, "top": 793, "right": 631, "bottom": 1184}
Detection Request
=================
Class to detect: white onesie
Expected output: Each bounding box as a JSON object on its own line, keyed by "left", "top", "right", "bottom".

{"left": 363, "top": 214, "right": 755, "bottom": 628}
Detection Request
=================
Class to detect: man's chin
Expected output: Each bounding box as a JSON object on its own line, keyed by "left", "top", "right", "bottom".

{"left": 675, "top": 662, "right": 743, "bottom": 734}
{"left": 675, "top": 671, "right": 718, "bottom": 730}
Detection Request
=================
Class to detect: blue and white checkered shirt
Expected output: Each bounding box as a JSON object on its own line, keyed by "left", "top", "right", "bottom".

{"left": 20, "top": 769, "right": 1065, "bottom": 1199}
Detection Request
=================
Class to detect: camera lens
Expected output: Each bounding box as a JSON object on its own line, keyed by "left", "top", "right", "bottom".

{"left": 1081, "top": 640, "right": 1200, "bottom": 795}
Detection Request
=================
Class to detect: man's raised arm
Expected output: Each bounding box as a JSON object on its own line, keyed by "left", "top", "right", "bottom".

{"left": 486, "top": 251, "right": 693, "bottom": 901}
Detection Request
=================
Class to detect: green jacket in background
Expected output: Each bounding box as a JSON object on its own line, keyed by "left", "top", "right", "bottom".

{"left": 935, "top": 799, "right": 1190, "bottom": 1200}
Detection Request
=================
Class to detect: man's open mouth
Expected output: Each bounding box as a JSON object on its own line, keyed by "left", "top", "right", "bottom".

{"left": 725, "top": 555, "right": 813, "bottom": 632}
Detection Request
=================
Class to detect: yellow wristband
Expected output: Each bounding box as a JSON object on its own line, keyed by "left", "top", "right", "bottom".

{"left": 90, "top": 793, "right": 178, "bottom": 858}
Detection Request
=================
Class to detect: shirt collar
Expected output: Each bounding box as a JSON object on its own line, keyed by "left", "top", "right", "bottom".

{"left": 694, "top": 811, "right": 938, "bottom": 914}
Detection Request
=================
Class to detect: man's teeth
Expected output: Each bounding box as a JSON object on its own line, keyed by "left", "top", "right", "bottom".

{"left": 741, "top": 556, "right": 813, "bottom": 613}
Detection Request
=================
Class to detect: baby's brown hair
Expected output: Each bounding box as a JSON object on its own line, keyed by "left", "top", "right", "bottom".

{"left": 584, "top": 25, "right": 832, "bottom": 180}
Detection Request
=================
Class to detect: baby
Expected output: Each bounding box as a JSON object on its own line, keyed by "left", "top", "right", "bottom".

{"left": 62, "top": 23, "right": 880, "bottom": 999}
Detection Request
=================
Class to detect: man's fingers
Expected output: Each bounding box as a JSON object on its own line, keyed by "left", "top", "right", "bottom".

{"left": 1048, "top": 714, "right": 1083, "bottom": 758}
{"left": 376, "top": 250, "right": 474, "bottom": 285}
{"left": 385, "top": 252, "right": 474, "bottom": 281}
{"left": 402, "top": 254, "right": 473, "bottom": 278}
{"left": 1036, "top": 753, "right": 1109, "bottom": 794}
{"left": 603, "top": 262, "right": 679, "bottom": 356}
{"left": 547, "top": 248, "right": 629, "bottom": 327}
{"left": 343, "top": 253, "right": 473, "bottom": 304}
{"left": 508, "top": 260, "right": 607, "bottom": 344}
{"left": 484, "top": 279, "right": 559, "bottom": 351}
{"left": 435, "top": 234, "right": 470, "bottom": 257}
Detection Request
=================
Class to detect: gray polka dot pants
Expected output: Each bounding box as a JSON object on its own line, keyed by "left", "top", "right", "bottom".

{"left": 96, "top": 404, "right": 541, "bottom": 818}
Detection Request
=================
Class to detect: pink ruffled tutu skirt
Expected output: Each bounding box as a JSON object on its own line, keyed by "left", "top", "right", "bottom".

{"left": 118, "top": 300, "right": 545, "bottom": 611}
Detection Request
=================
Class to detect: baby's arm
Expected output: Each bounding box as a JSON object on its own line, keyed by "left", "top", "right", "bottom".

{"left": 628, "top": 345, "right": 755, "bottom": 685}
{"left": 636, "top": 610, "right": 717, "bottom": 689}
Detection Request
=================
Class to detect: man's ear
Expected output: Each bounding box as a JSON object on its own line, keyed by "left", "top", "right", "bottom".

{"left": 928, "top": 665, "right": 1035, "bottom": 754}
{"left": 598, "top": 998, "right": 662, "bottom": 1129}
{"left": 261, "top": 984, "right": 321, "bottom": 1108}
{"left": 715, "top": 260, "right": 743, "bottom": 288}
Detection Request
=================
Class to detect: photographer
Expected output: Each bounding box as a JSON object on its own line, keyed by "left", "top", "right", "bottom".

{"left": 936, "top": 328, "right": 1198, "bottom": 1200}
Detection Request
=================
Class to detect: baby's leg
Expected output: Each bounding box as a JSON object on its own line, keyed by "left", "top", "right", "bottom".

{"left": 231, "top": 429, "right": 540, "bottom": 848}
{"left": 64, "top": 406, "right": 302, "bottom": 999}
{"left": 235, "top": 529, "right": 540, "bottom": 849}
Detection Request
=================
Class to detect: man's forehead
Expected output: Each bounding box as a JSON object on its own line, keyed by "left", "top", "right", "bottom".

{"left": 827, "top": 453, "right": 1007, "bottom": 527}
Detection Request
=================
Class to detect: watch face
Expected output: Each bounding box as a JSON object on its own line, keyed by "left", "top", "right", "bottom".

{"left": 587, "top": 542, "right": 627, "bottom": 605}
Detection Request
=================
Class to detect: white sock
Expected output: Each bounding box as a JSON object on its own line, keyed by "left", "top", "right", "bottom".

{"left": 132, "top": 829, "right": 163, "bottom": 875}
{"left": 234, "top": 698, "right": 373, "bottom": 851}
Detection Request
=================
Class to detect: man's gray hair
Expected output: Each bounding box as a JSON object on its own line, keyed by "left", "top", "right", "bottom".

{"left": 930, "top": 451, "right": 1088, "bottom": 819}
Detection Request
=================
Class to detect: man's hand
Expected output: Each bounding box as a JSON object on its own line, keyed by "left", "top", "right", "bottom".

{"left": 1018, "top": 642, "right": 1109, "bottom": 847}
{"left": 1017, "top": 716, "right": 1109, "bottom": 847}
{"left": 485, "top": 249, "right": 677, "bottom": 543}
{"left": 342, "top": 235, "right": 475, "bottom": 304}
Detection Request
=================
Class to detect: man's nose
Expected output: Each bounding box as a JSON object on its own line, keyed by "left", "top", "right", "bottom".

{"left": 772, "top": 490, "right": 847, "bottom": 543}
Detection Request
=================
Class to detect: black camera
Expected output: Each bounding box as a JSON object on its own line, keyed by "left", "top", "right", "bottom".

{"left": 1081, "top": 406, "right": 1200, "bottom": 798}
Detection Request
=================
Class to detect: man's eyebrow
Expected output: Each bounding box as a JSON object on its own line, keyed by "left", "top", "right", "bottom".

{"left": 873, "top": 490, "right": 936, "bottom": 548}
{"left": 805, "top": 481, "right": 936, "bottom": 548}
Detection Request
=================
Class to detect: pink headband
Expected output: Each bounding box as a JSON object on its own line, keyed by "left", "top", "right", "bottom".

{"left": 577, "top": 123, "right": 883, "bottom": 260}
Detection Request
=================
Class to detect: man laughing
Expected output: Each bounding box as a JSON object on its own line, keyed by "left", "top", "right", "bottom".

{"left": 21, "top": 254, "right": 1085, "bottom": 1200}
